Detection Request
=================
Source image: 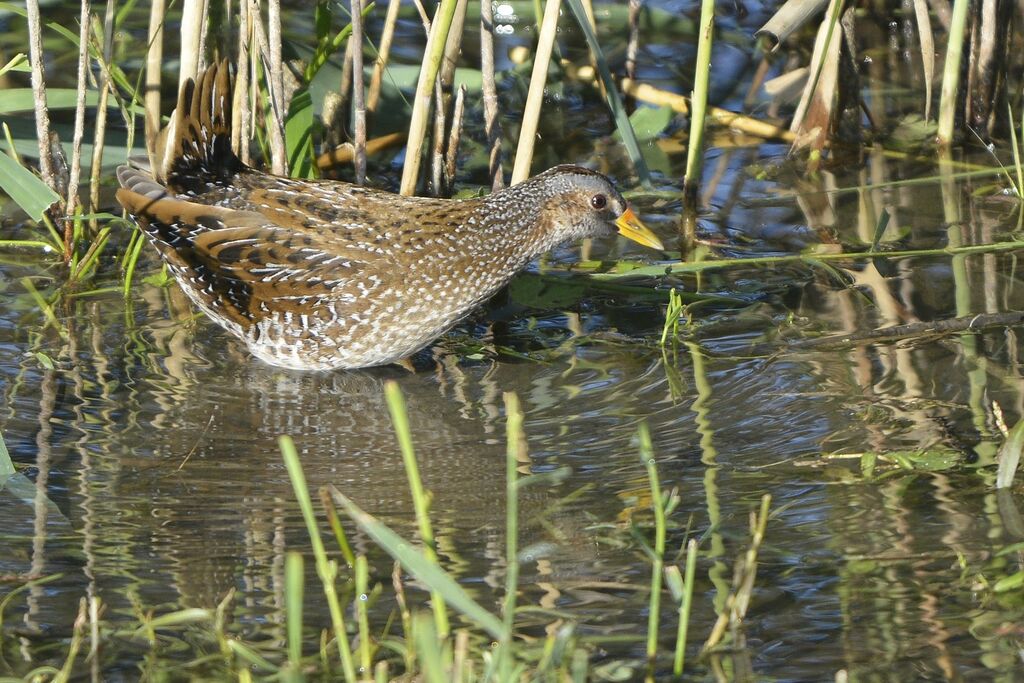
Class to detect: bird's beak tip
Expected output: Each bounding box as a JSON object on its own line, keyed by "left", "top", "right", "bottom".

{"left": 614, "top": 207, "right": 664, "bottom": 251}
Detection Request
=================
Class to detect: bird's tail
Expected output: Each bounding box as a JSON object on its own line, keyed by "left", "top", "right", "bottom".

{"left": 159, "top": 59, "right": 241, "bottom": 193}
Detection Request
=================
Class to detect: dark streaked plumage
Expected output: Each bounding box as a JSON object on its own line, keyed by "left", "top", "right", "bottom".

{"left": 116, "top": 61, "right": 664, "bottom": 370}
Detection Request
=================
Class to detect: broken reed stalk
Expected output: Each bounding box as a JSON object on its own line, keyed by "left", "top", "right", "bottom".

{"left": 351, "top": 0, "right": 367, "bottom": 184}
{"left": 66, "top": 0, "right": 92, "bottom": 257}
{"left": 25, "top": 0, "right": 58, "bottom": 197}
{"left": 367, "top": 0, "right": 402, "bottom": 113}
{"left": 682, "top": 0, "right": 715, "bottom": 209}
{"left": 511, "top": 0, "right": 562, "bottom": 185}
{"left": 783, "top": 0, "right": 841, "bottom": 152}
{"left": 399, "top": 0, "right": 459, "bottom": 196}
{"left": 936, "top": 0, "right": 970, "bottom": 146}
{"left": 145, "top": 0, "right": 165, "bottom": 170}
{"left": 89, "top": 1, "right": 117, "bottom": 217}
{"left": 479, "top": 0, "right": 504, "bottom": 190}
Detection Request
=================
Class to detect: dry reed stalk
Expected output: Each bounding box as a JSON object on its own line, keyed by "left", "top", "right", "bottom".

{"left": 510, "top": 0, "right": 561, "bottom": 185}
{"left": 479, "top": 0, "right": 504, "bottom": 190}
{"left": 619, "top": 78, "right": 796, "bottom": 141}
{"left": 234, "top": 0, "right": 252, "bottom": 163}
{"left": 250, "top": 0, "right": 288, "bottom": 174}
{"left": 444, "top": 84, "right": 466, "bottom": 189}
{"left": 431, "top": 0, "right": 468, "bottom": 194}
{"left": 145, "top": 0, "right": 165, "bottom": 171}
{"left": 338, "top": 38, "right": 355, "bottom": 118}
{"left": 25, "top": 0, "right": 57, "bottom": 196}
{"left": 788, "top": 0, "right": 842, "bottom": 154}
{"left": 351, "top": 0, "right": 367, "bottom": 184}
{"left": 267, "top": 0, "right": 287, "bottom": 175}
{"left": 431, "top": 81, "right": 447, "bottom": 195}
{"left": 65, "top": 0, "right": 92, "bottom": 257}
{"left": 179, "top": 0, "right": 207, "bottom": 85}
{"left": 367, "top": 0, "right": 402, "bottom": 113}
{"left": 626, "top": 0, "right": 640, "bottom": 82}
{"left": 89, "top": 0, "right": 116, "bottom": 216}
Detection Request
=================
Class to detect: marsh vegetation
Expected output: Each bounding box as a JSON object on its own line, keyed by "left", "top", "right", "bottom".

{"left": 1, "top": 0, "right": 1024, "bottom": 680}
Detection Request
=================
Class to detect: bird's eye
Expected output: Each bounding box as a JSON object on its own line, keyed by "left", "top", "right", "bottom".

{"left": 590, "top": 193, "right": 608, "bottom": 210}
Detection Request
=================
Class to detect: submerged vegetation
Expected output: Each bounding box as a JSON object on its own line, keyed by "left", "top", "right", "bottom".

{"left": 2, "top": 0, "right": 1024, "bottom": 679}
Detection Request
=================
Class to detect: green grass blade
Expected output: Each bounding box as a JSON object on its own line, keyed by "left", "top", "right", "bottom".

{"left": 564, "top": 0, "right": 650, "bottom": 186}
{"left": 330, "top": 487, "right": 505, "bottom": 639}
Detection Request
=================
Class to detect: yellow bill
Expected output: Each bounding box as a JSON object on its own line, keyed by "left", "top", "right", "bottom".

{"left": 615, "top": 207, "right": 664, "bottom": 251}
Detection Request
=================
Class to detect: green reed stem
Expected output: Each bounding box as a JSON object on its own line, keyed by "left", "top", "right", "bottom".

{"left": 304, "top": 2, "right": 376, "bottom": 83}
{"left": 279, "top": 435, "right": 358, "bottom": 683}
{"left": 70, "top": 226, "right": 111, "bottom": 282}
{"left": 285, "top": 551, "right": 304, "bottom": 676}
{"left": 122, "top": 227, "right": 145, "bottom": 296}
{"left": 638, "top": 422, "right": 665, "bottom": 667}
{"left": 936, "top": 0, "right": 970, "bottom": 146}
{"left": 499, "top": 392, "right": 524, "bottom": 679}
{"left": 672, "top": 538, "right": 698, "bottom": 675}
{"left": 399, "top": 0, "right": 460, "bottom": 195}
{"left": 683, "top": 0, "right": 714, "bottom": 208}
{"left": 383, "top": 381, "right": 450, "bottom": 638}
{"left": 355, "top": 555, "right": 372, "bottom": 675}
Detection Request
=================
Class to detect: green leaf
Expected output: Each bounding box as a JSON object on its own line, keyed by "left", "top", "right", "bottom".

{"left": 284, "top": 88, "right": 317, "bottom": 179}
{"left": 0, "top": 88, "right": 115, "bottom": 115}
{"left": 0, "top": 150, "right": 60, "bottom": 220}
{"left": 0, "top": 53, "right": 28, "bottom": 76}
{"left": 627, "top": 106, "right": 674, "bottom": 142}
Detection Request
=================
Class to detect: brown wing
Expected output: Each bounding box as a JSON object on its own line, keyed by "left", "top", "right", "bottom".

{"left": 116, "top": 186, "right": 378, "bottom": 328}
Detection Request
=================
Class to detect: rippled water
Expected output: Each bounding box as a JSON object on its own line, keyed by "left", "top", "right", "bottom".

{"left": 3, "top": 0, "right": 1024, "bottom": 680}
